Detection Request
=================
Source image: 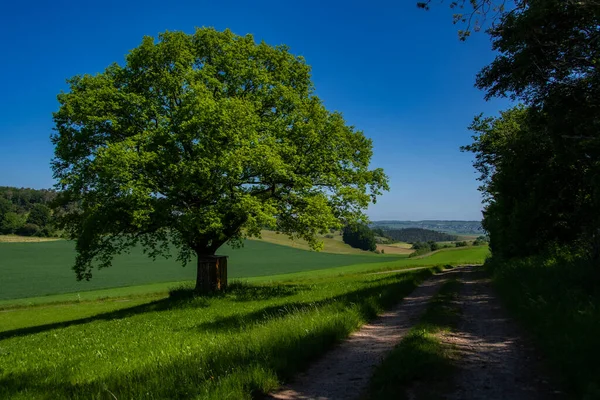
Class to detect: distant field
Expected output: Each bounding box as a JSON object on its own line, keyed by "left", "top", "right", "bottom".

{"left": 0, "top": 240, "right": 401, "bottom": 301}
{"left": 0, "top": 235, "right": 61, "bottom": 243}
{"left": 0, "top": 245, "right": 488, "bottom": 308}
{"left": 255, "top": 230, "right": 414, "bottom": 255}
{"left": 252, "top": 230, "right": 374, "bottom": 255}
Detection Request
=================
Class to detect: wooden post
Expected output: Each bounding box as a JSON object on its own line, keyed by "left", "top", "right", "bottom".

{"left": 196, "top": 255, "right": 228, "bottom": 292}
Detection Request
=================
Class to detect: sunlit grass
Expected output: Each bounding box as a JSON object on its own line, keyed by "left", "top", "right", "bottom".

{"left": 0, "top": 268, "right": 443, "bottom": 400}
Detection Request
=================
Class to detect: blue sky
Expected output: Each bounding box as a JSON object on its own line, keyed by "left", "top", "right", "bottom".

{"left": 0, "top": 0, "right": 509, "bottom": 221}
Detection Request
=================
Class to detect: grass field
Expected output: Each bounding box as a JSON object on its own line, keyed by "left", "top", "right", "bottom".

{"left": 0, "top": 240, "right": 401, "bottom": 301}
{"left": 0, "top": 243, "right": 488, "bottom": 306}
{"left": 0, "top": 267, "right": 441, "bottom": 400}
{"left": 252, "top": 230, "right": 369, "bottom": 254}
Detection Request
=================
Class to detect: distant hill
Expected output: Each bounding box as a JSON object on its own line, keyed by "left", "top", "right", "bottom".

{"left": 371, "top": 220, "right": 483, "bottom": 235}
{"left": 381, "top": 228, "right": 458, "bottom": 243}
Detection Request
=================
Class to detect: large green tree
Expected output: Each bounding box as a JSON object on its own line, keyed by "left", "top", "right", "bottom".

{"left": 52, "top": 28, "right": 388, "bottom": 291}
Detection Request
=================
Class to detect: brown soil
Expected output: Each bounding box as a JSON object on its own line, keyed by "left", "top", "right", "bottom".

{"left": 267, "top": 268, "right": 461, "bottom": 400}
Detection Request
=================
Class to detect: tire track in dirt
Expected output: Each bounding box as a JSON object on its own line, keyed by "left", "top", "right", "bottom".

{"left": 267, "top": 268, "right": 463, "bottom": 400}
{"left": 443, "top": 266, "right": 562, "bottom": 400}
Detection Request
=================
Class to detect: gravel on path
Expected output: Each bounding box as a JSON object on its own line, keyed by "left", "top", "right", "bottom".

{"left": 444, "top": 266, "right": 562, "bottom": 400}
{"left": 267, "top": 268, "right": 463, "bottom": 400}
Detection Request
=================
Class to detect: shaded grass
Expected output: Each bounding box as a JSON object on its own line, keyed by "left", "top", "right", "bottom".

{"left": 490, "top": 254, "right": 600, "bottom": 399}
{"left": 365, "top": 278, "right": 462, "bottom": 400}
{"left": 0, "top": 246, "right": 488, "bottom": 308}
{"left": 0, "top": 267, "right": 441, "bottom": 400}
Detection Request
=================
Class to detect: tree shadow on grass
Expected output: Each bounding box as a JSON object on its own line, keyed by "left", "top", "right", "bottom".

{"left": 0, "top": 283, "right": 304, "bottom": 341}
{"left": 169, "top": 280, "right": 303, "bottom": 302}
{"left": 190, "top": 273, "right": 429, "bottom": 333}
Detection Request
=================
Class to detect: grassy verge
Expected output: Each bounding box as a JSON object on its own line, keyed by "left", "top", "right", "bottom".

{"left": 490, "top": 254, "right": 600, "bottom": 398}
{"left": 365, "top": 278, "right": 462, "bottom": 400}
{"left": 0, "top": 267, "right": 444, "bottom": 400}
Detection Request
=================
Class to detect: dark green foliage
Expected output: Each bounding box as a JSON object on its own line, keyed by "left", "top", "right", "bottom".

{"left": 490, "top": 253, "right": 600, "bottom": 398}
{"left": 16, "top": 224, "right": 41, "bottom": 237}
{"left": 384, "top": 228, "right": 457, "bottom": 243}
{"left": 454, "top": 241, "right": 468, "bottom": 247}
{"left": 410, "top": 241, "right": 433, "bottom": 257}
{"left": 459, "top": 1, "right": 600, "bottom": 260}
{"left": 0, "top": 186, "right": 56, "bottom": 212}
{"left": 0, "top": 187, "right": 57, "bottom": 235}
{"left": 371, "top": 227, "right": 387, "bottom": 237}
{"left": 26, "top": 204, "right": 52, "bottom": 227}
{"left": 342, "top": 223, "right": 377, "bottom": 251}
{"left": 473, "top": 236, "right": 489, "bottom": 246}
{"left": 0, "top": 197, "right": 13, "bottom": 218}
{"left": 0, "top": 212, "right": 25, "bottom": 234}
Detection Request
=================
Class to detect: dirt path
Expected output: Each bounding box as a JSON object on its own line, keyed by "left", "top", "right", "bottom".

{"left": 444, "top": 266, "right": 562, "bottom": 400}
{"left": 268, "top": 268, "right": 462, "bottom": 400}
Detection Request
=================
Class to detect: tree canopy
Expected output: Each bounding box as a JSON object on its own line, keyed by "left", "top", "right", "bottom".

{"left": 455, "top": 0, "right": 600, "bottom": 260}
{"left": 52, "top": 28, "right": 388, "bottom": 287}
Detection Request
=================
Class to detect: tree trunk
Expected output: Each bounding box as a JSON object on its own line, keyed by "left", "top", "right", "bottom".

{"left": 195, "top": 254, "right": 228, "bottom": 293}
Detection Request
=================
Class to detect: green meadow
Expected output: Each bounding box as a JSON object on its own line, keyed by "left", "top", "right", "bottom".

{"left": 0, "top": 240, "right": 400, "bottom": 301}
{"left": 0, "top": 240, "right": 488, "bottom": 303}
{"left": 0, "top": 239, "right": 488, "bottom": 400}
{"left": 0, "top": 266, "right": 446, "bottom": 400}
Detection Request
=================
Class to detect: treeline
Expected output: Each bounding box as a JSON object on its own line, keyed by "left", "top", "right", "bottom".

{"left": 372, "top": 220, "right": 483, "bottom": 235}
{"left": 443, "top": 1, "right": 600, "bottom": 397}
{"left": 462, "top": 1, "right": 600, "bottom": 262}
{"left": 374, "top": 228, "right": 457, "bottom": 243}
{"left": 0, "top": 187, "right": 58, "bottom": 237}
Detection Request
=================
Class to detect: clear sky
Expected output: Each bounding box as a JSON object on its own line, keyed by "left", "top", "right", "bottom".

{"left": 0, "top": 0, "right": 509, "bottom": 221}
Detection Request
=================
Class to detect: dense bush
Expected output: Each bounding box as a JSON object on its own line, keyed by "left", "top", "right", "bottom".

{"left": 454, "top": 241, "right": 468, "bottom": 247}
{"left": 410, "top": 241, "right": 440, "bottom": 257}
{"left": 342, "top": 223, "right": 377, "bottom": 251}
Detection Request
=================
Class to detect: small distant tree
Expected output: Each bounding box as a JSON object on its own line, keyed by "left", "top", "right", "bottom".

{"left": 52, "top": 28, "right": 388, "bottom": 292}
{"left": 342, "top": 223, "right": 378, "bottom": 251}
{"left": 455, "top": 241, "right": 468, "bottom": 247}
